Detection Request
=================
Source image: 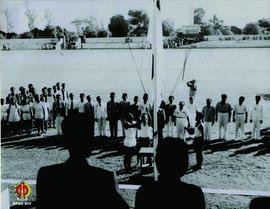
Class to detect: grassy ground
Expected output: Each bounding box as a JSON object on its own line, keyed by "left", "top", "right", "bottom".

{"left": 193, "top": 40, "right": 270, "bottom": 48}
{"left": 1, "top": 126, "right": 270, "bottom": 208}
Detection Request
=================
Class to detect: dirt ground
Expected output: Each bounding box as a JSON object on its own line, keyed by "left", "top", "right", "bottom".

{"left": 1, "top": 127, "right": 270, "bottom": 208}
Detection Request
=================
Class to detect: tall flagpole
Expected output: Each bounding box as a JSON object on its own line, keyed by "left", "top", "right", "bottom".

{"left": 152, "top": 0, "right": 160, "bottom": 182}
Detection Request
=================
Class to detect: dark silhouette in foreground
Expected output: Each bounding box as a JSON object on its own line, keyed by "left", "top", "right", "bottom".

{"left": 135, "top": 138, "right": 205, "bottom": 209}
{"left": 36, "top": 116, "right": 129, "bottom": 209}
{"left": 250, "top": 197, "right": 270, "bottom": 209}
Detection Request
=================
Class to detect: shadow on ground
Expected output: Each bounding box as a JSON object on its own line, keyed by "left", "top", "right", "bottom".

{"left": 201, "top": 128, "right": 270, "bottom": 157}
{"left": 1, "top": 133, "right": 125, "bottom": 155}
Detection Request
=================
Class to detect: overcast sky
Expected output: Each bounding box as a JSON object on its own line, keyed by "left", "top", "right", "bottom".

{"left": 1, "top": 0, "right": 270, "bottom": 33}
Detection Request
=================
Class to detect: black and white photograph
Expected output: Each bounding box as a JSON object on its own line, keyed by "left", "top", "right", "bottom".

{"left": 1, "top": 0, "right": 270, "bottom": 208}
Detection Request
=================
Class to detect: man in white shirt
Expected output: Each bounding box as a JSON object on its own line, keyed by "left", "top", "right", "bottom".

{"left": 66, "top": 93, "right": 78, "bottom": 117}
{"left": 140, "top": 93, "right": 152, "bottom": 116}
{"left": 250, "top": 95, "right": 263, "bottom": 140}
{"left": 78, "top": 93, "right": 86, "bottom": 116}
{"left": 187, "top": 96, "right": 198, "bottom": 128}
{"left": 94, "top": 96, "right": 107, "bottom": 137}
{"left": 55, "top": 82, "right": 62, "bottom": 96}
{"left": 174, "top": 101, "right": 190, "bottom": 140}
{"left": 164, "top": 96, "right": 176, "bottom": 137}
{"left": 233, "top": 96, "right": 248, "bottom": 140}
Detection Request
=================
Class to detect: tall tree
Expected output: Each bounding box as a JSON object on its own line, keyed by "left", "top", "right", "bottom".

{"left": 25, "top": 6, "right": 37, "bottom": 31}
{"left": 108, "top": 15, "right": 129, "bottom": 37}
{"left": 209, "top": 14, "right": 224, "bottom": 34}
{"left": 194, "top": 8, "right": 205, "bottom": 25}
{"left": 162, "top": 19, "right": 174, "bottom": 36}
{"left": 4, "top": 7, "right": 14, "bottom": 33}
{"left": 243, "top": 23, "right": 259, "bottom": 35}
{"left": 128, "top": 10, "right": 149, "bottom": 37}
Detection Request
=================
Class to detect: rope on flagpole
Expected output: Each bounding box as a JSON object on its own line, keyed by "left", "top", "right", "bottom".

{"left": 127, "top": 42, "right": 147, "bottom": 94}
{"left": 170, "top": 47, "right": 191, "bottom": 96}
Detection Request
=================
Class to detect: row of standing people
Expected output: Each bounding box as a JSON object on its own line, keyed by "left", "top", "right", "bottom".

{"left": 1, "top": 81, "right": 264, "bottom": 141}
{"left": 164, "top": 94, "right": 263, "bottom": 141}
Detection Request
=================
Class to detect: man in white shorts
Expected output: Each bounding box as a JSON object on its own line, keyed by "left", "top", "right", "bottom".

{"left": 250, "top": 95, "right": 263, "bottom": 140}
{"left": 233, "top": 96, "right": 248, "bottom": 140}
{"left": 174, "top": 101, "right": 190, "bottom": 140}
{"left": 215, "top": 94, "right": 232, "bottom": 140}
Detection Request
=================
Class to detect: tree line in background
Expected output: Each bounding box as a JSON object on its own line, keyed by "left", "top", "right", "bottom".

{"left": 1, "top": 6, "right": 270, "bottom": 39}
{"left": 194, "top": 8, "right": 270, "bottom": 36}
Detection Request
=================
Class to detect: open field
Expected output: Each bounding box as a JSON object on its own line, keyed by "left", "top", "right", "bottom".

{"left": 193, "top": 40, "right": 270, "bottom": 48}
{"left": 1, "top": 126, "right": 270, "bottom": 208}
{"left": 1, "top": 48, "right": 270, "bottom": 208}
{"left": 1, "top": 48, "right": 270, "bottom": 134}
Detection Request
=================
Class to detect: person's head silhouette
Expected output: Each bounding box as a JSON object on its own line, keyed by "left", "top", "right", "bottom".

{"left": 155, "top": 138, "right": 188, "bottom": 179}
{"left": 61, "top": 116, "right": 93, "bottom": 158}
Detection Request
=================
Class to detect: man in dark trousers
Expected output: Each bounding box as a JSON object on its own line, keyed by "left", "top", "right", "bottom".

{"left": 85, "top": 95, "right": 95, "bottom": 138}
{"left": 119, "top": 93, "right": 130, "bottom": 137}
{"left": 130, "top": 96, "right": 141, "bottom": 122}
{"left": 66, "top": 93, "right": 78, "bottom": 117}
{"left": 36, "top": 116, "right": 129, "bottom": 209}
{"left": 107, "top": 92, "right": 119, "bottom": 138}
{"left": 135, "top": 138, "right": 205, "bottom": 209}
{"left": 202, "top": 98, "right": 215, "bottom": 142}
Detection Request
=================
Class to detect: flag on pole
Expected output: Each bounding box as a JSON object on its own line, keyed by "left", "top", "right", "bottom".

{"left": 148, "top": 0, "right": 164, "bottom": 181}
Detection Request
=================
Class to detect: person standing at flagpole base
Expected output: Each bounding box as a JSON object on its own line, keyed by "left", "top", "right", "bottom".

{"left": 174, "top": 101, "right": 190, "bottom": 140}
{"left": 250, "top": 95, "right": 263, "bottom": 140}
{"left": 123, "top": 113, "right": 140, "bottom": 173}
{"left": 158, "top": 100, "right": 166, "bottom": 140}
{"left": 186, "top": 96, "right": 198, "bottom": 139}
